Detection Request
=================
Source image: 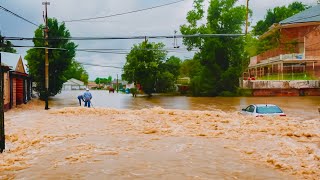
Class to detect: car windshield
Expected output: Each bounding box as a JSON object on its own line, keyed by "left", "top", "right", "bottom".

{"left": 256, "top": 106, "right": 283, "bottom": 114}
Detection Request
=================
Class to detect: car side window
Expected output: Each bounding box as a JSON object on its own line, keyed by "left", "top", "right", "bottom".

{"left": 248, "top": 105, "right": 255, "bottom": 113}
{"left": 245, "top": 106, "right": 251, "bottom": 111}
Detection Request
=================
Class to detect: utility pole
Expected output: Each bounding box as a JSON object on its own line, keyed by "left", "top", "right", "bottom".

{"left": 42, "top": 1, "right": 50, "bottom": 110}
{"left": 245, "top": 0, "right": 250, "bottom": 35}
{"left": 0, "top": 37, "right": 5, "bottom": 153}
{"left": 116, "top": 74, "right": 119, "bottom": 93}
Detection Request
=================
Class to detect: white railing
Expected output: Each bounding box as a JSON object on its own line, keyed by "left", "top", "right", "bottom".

{"left": 280, "top": 53, "right": 304, "bottom": 60}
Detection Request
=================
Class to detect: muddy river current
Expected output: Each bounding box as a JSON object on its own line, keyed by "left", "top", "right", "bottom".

{"left": 1, "top": 90, "right": 319, "bottom": 179}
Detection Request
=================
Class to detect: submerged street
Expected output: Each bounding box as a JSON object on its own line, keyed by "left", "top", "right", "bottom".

{"left": 1, "top": 0, "right": 320, "bottom": 179}
{"left": 1, "top": 91, "right": 319, "bottom": 179}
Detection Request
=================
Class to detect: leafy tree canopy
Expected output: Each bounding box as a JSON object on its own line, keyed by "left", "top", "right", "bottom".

{"left": 64, "top": 60, "right": 89, "bottom": 84}
{"left": 156, "top": 56, "right": 181, "bottom": 93}
{"left": 25, "top": 18, "right": 77, "bottom": 98}
{"left": 94, "top": 76, "right": 112, "bottom": 85}
{"left": 252, "top": 2, "right": 308, "bottom": 36}
{"left": 122, "top": 41, "right": 180, "bottom": 95}
{"left": 180, "top": 58, "right": 202, "bottom": 78}
{"left": 180, "top": 0, "right": 246, "bottom": 96}
{"left": 0, "top": 35, "right": 16, "bottom": 53}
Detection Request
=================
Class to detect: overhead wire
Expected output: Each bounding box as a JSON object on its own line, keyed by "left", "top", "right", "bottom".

{"left": 11, "top": 45, "right": 67, "bottom": 50}
{"left": 11, "top": 45, "right": 197, "bottom": 53}
{"left": 63, "top": 0, "right": 185, "bottom": 22}
{"left": 0, "top": 5, "right": 40, "bottom": 27}
{"left": 3, "top": 34, "right": 245, "bottom": 41}
{"left": 76, "top": 48, "right": 199, "bottom": 51}
{"left": 79, "top": 62, "right": 123, "bottom": 69}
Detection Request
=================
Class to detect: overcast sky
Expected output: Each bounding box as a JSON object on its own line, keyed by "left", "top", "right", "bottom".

{"left": 0, "top": 0, "right": 317, "bottom": 81}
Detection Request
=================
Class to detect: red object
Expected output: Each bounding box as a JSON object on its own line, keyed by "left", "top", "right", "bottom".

{"left": 16, "top": 79, "right": 24, "bottom": 105}
{"left": 109, "top": 88, "right": 114, "bottom": 93}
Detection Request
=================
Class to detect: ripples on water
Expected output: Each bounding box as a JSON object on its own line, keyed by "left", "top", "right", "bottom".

{"left": 51, "top": 90, "right": 320, "bottom": 120}
{"left": 1, "top": 91, "right": 319, "bottom": 179}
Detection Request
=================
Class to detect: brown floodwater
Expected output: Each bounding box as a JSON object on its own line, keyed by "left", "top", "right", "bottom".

{"left": 1, "top": 91, "right": 319, "bottom": 179}
{"left": 51, "top": 90, "right": 320, "bottom": 120}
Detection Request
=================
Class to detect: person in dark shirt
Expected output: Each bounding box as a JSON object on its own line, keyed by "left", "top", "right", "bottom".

{"left": 77, "top": 95, "right": 84, "bottom": 106}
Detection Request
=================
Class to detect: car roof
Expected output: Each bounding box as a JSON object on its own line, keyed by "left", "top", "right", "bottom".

{"left": 253, "top": 104, "right": 278, "bottom": 107}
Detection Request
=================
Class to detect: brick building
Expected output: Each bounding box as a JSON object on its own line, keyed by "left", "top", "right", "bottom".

{"left": 248, "top": 5, "right": 320, "bottom": 79}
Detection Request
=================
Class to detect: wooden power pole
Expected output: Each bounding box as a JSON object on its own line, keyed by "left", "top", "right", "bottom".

{"left": 245, "top": 0, "right": 250, "bottom": 35}
{"left": 43, "top": 1, "right": 50, "bottom": 110}
{"left": 0, "top": 37, "right": 5, "bottom": 153}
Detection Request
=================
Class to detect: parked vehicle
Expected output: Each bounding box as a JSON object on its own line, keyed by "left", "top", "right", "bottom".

{"left": 241, "top": 104, "right": 286, "bottom": 117}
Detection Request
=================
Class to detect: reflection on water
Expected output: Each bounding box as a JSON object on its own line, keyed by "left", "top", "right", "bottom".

{"left": 51, "top": 90, "right": 320, "bottom": 120}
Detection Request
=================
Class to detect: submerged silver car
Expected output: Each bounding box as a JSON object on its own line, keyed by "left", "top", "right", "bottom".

{"left": 241, "top": 104, "right": 286, "bottom": 117}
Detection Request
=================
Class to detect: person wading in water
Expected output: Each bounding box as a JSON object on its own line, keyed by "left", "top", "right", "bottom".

{"left": 83, "top": 88, "right": 93, "bottom": 108}
{"left": 77, "top": 94, "right": 84, "bottom": 106}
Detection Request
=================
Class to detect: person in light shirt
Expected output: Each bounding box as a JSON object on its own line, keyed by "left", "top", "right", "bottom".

{"left": 83, "top": 88, "right": 92, "bottom": 108}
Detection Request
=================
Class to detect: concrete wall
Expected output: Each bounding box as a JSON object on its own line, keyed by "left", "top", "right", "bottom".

{"left": 241, "top": 80, "right": 320, "bottom": 89}
{"left": 252, "top": 88, "right": 320, "bottom": 96}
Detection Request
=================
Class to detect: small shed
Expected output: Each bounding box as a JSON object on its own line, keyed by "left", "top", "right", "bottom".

{"left": 1, "top": 53, "right": 32, "bottom": 110}
{"left": 62, "top": 78, "right": 86, "bottom": 90}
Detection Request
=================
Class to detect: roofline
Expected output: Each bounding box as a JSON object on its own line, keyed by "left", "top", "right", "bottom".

{"left": 259, "top": 22, "right": 320, "bottom": 39}
{"left": 259, "top": 23, "right": 281, "bottom": 39}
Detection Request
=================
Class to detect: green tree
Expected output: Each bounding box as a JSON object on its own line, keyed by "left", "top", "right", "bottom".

{"left": 94, "top": 76, "right": 112, "bottom": 85}
{"left": 122, "top": 41, "right": 167, "bottom": 96}
{"left": 64, "top": 60, "right": 89, "bottom": 84}
{"left": 180, "top": 58, "right": 202, "bottom": 78}
{"left": 180, "top": 0, "right": 246, "bottom": 96}
{"left": 155, "top": 71, "right": 176, "bottom": 93}
{"left": 155, "top": 56, "right": 181, "bottom": 92}
{"left": 25, "top": 18, "right": 77, "bottom": 98}
{"left": 107, "top": 76, "right": 112, "bottom": 83}
{"left": 253, "top": 2, "right": 308, "bottom": 36}
{"left": 163, "top": 56, "right": 181, "bottom": 77}
{"left": 0, "top": 35, "right": 16, "bottom": 53}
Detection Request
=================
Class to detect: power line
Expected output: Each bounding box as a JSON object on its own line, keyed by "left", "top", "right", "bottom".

{"left": 0, "top": 5, "right": 39, "bottom": 27}
{"left": 11, "top": 45, "right": 67, "bottom": 50}
{"left": 77, "top": 50, "right": 128, "bottom": 54}
{"left": 3, "top": 34, "right": 244, "bottom": 41}
{"left": 77, "top": 50, "right": 196, "bottom": 54}
{"left": 11, "top": 45, "right": 198, "bottom": 53}
{"left": 63, "top": 0, "right": 185, "bottom": 22}
{"left": 76, "top": 48, "right": 199, "bottom": 51}
{"left": 80, "top": 62, "right": 123, "bottom": 69}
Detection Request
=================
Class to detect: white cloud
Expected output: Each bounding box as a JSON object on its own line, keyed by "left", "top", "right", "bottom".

{"left": 1, "top": 0, "right": 318, "bottom": 80}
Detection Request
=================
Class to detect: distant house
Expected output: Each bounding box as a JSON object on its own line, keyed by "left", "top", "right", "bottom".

{"left": 112, "top": 79, "right": 128, "bottom": 90}
{"left": 87, "top": 81, "right": 98, "bottom": 89}
{"left": 176, "top": 77, "right": 190, "bottom": 85}
{"left": 1, "top": 52, "right": 32, "bottom": 111}
{"left": 62, "top": 78, "right": 86, "bottom": 90}
{"left": 247, "top": 5, "right": 320, "bottom": 79}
